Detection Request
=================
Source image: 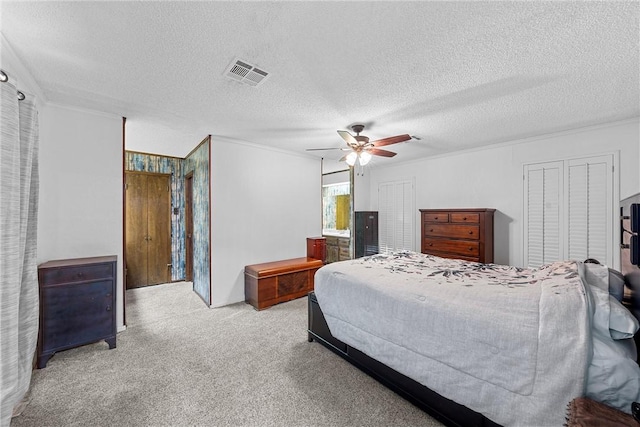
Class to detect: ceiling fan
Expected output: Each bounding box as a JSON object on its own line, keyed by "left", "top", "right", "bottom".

{"left": 307, "top": 124, "right": 412, "bottom": 166}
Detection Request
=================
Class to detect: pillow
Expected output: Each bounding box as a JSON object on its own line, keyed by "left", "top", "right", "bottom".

{"left": 608, "top": 268, "right": 625, "bottom": 302}
{"left": 582, "top": 260, "right": 625, "bottom": 302}
{"left": 609, "top": 294, "right": 639, "bottom": 340}
{"left": 588, "top": 281, "right": 639, "bottom": 340}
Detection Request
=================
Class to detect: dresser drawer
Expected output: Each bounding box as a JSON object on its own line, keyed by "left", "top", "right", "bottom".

{"left": 450, "top": 213, "right": 479, "bottom": 224}
{"left": 424, "top": 250, "right": 480, "bottom": 263}
{"left": 338, "top": 238, "right": 350, "bottom": 248}
{"left": 339, "top": 247, "right": 351, "bottom": 260}
{"left": 423, "top": 238, "right": 479, "bottom": 257}
{"left": 423, "top": 224, "right": 480, "bottom": 240}
{"left": 40, "top": 262, "right": 114, "bottom": 286}
{"left": 423, "top": 213, "right": 449, "bottom": 222}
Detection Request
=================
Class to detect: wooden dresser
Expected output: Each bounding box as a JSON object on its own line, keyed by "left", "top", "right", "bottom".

{"left": 306, "top": 237, "right": 327, "bottom": 263}
{"left": 324, "top": 236, "right": 351, "bottom": 263}
{"left": 37, "top": 255, "right": 117, "bottom": 368}
{"left": 420, "top": 209, "right": 495, "bottom": 263}
{"left": 245, "top": 257, "right": 323, "bottom": 310}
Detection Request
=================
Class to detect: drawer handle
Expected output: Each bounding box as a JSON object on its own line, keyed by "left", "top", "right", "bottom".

{"left": 463, "top": 217, "right": 467, "bottom": 220}
{"left": 430, "top": 229, "right": 434, "bottom": 232}
{"left": 469, "top": 231, "right": 474, "bottom": 235}
{"left": 434, "top": 217, "right": 438, "bottom": 220}
{"left": 106, "top": 305, "right": 112, "bottom": 311}
{"left": 76, "top": 273, "right": 84, "bottom": 279}
{"left": 469, "top": 247, "right": 473, "bottom": 251}
{"left": 428, "top": 243, "right": 433, "bottom": 246}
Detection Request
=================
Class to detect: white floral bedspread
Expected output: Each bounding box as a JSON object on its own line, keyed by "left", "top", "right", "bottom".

{"left": 314, "top": 251, "right": 591, "bottom": 427}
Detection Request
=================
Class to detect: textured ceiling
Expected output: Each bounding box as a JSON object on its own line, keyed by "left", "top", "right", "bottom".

{"left": 1, "top": 1, "right": 638, "bottom": 169}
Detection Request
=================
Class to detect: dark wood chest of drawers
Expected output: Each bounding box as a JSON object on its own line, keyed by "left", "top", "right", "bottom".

{"left": 420, "top": 209, "right": 495, "bottom": 263}
{"left": 37, "top": 255, "right": 117, "bottom": 368}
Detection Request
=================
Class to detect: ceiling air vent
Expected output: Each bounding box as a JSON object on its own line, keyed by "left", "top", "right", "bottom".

{"left": 225, "top": 59, "right": 269, "bottom": 87}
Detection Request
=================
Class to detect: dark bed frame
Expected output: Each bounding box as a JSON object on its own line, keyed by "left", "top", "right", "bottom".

{"left": 307, "top": 292, "right": 501, "bottom": 427}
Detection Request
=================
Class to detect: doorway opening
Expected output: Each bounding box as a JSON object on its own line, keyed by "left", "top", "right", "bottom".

{"left": 321, "top": 168, "right": 354, "bottom": 263}
{"left": 122, "top": 129, "right": 212, "bottom": 327}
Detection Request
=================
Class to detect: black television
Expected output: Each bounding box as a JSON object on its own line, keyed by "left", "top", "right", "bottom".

{"left": 632, "top": 203, "right": 640, "bottom": 233}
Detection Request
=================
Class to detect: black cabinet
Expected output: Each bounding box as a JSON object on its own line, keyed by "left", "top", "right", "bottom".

{"left": 37, "top": 256, "right": 117, "bottom": 368}
{"left": 355, "top": 211, "right": 378, "bottom": 258}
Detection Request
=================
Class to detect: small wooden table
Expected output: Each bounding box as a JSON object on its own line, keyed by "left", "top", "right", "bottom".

{"left": 244, "top": 257, "right": 323, "bottom": 310}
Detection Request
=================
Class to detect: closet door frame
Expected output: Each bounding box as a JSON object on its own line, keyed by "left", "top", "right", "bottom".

{"left": 124, "top": 170, "right": 172, "bottom": 288}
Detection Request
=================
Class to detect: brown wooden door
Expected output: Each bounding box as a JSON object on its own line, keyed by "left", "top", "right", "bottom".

{"left": 125, "top": 172, "right": 171, "bottom": 288}
{"left": 125, "top": 173, "right": 148, "bottom": 287}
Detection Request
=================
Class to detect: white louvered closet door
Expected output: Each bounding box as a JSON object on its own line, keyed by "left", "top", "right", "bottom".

{"left": 566, "top": 156, "right": 613, "bottom": 264}
{"left": 523, "top": 161, "right": 563, "bottom": 268}
{"left": 523, "top": 154, "right": 615, "bottom": 268}
{"left": 378, "top": 179, "right": 414, "bottom": 253}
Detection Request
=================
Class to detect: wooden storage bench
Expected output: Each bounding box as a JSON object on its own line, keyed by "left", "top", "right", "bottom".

{"left": 245, "top": 257, "right": 324, "bottom": 310}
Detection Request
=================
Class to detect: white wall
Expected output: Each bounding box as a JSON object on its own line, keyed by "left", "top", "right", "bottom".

{"left": 210, "top": 140, "right": 322, "bottom": 307}
{"left": 38, "top": 104, "right": 124, "bottom": 329}
{"left": 2, "top": 33, "right": 126, "bottom": 329}
{"left": 354, "top": 170, "right": 371, "bottom": 211}
{"left": 368, "top": 119, "right": 640, "bottom": 268}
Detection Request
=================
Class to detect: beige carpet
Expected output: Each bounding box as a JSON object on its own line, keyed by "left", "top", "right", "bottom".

{"left": 11, "top": 282, "right": 443, "bottom": 426}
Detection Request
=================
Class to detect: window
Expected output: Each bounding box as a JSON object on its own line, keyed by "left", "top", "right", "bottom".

{"left": 523, "top": 154, "right": 616, "bottom": 267}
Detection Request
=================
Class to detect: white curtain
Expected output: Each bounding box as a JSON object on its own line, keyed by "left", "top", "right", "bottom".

{"left": 0, "top": 72, "right": 39, "bottom": 426}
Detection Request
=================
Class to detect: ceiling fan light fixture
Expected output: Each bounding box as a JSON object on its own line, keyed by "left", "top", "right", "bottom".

{"left": 346, "top": 151, "right": 358, "bottom": 166}
{"left": 359, "top": 151, "right": 372, "bottom": 166}
{"left": 312, "top": 124, "right": 409, "bottom": 164}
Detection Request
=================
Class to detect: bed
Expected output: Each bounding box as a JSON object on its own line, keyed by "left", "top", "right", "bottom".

{"left": 309, "top": 251, "right": 640, "bottom": 427}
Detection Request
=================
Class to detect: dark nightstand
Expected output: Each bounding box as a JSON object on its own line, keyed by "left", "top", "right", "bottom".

{"left": 37, "top": 256, "right": 117, "bottom": 368}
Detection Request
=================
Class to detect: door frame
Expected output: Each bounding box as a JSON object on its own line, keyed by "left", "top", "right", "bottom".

{"left": 184, "top": 172, "right": 194, "bottom": 283}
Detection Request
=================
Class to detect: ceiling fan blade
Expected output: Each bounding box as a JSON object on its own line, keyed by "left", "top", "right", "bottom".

{"left": 370, "top": 134, "right": 411, "bottom": 147}
{"left": 337, "top": 130, "right": 359, "bottom": 147}
{"left": 367, "top": 148, "right": 397, "bottom": 157}
{"left": 338, "top": 154, "right": 349, "bottom": 162}
{"left": 305, "top": 147, "right": 343, "bottom": 151}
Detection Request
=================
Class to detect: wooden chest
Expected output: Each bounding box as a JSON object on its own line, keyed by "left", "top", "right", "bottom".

{"left": 37, "top": 255, "right": 117, "bottom": 368}
{"left": 420, "top": 209, "right": 495, "bottom": 263}
{"left": 244, "top": 257, "right": 324, "bottom": 310}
